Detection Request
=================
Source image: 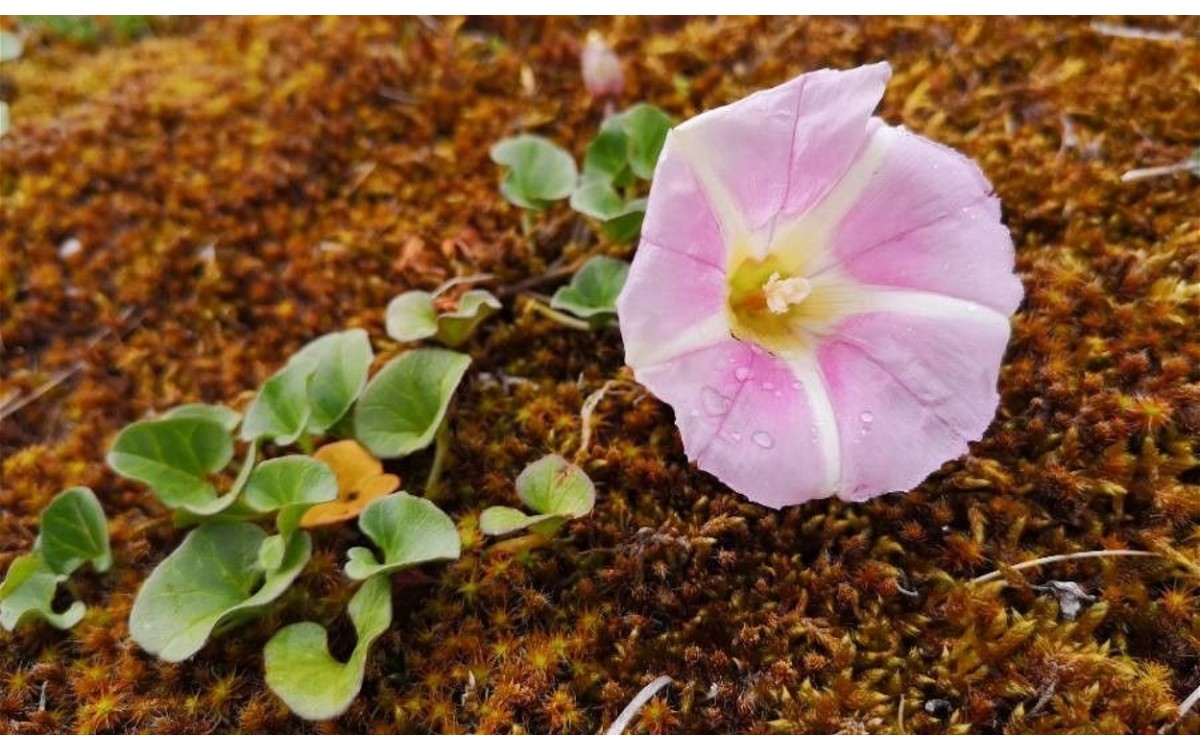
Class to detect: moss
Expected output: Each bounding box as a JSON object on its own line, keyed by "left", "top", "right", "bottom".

{"left": 2, "top": 15, "right": 1200, "bottom": 734}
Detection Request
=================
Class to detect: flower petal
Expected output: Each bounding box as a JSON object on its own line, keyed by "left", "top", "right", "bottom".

{"left": 636, "top": 340, "right": 833, "bottom": 508}
{"left": 668, "top": 62, "right": 890, "bottom": 238}
{"left": 639, "top": 137, "right": 728, "bottom": 268}
{"left": 617, "top": 238, "right": 729, "bottom": 370}
{"left": 818, "top": 308, "right": 1012, "bottom": 501}
{"left": 829, "top": 126, "right": 1021, "bottom": 314}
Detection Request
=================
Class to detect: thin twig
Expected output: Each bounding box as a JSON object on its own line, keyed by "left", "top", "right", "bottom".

{"left": 1089, "top": 21, "right": 1186, "bottom": 42}
{"left": 497, "top": 258, "right": 586, "bottom": 300}
{"left": 522, "top": 296, "right": 592, "bottom": 331}
{"left": 1176, "top": 681, "right": 1200, "bottom": 723}
{"left": 432, "top": 273, "right": 496, "bottom": 299}
{"left": 970, "top": 550, "right": 1159, "bottom": 585}
{"left": 1120, "top": 160, "right": 1200, "bottom": 183}
{"left": 576, "top": 380, "right": 636, "bottom": 460}
{"left": 604, "top": 675, "right": 673, "bottom": 735}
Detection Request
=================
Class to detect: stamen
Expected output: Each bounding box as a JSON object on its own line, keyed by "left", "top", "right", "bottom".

{"left": 762, "top": 272, "right": 812, "bottom": 315}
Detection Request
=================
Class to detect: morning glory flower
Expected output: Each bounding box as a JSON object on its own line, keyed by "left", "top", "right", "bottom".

{"left": 616, "top": 62, "right": 1023, "bottom": 508}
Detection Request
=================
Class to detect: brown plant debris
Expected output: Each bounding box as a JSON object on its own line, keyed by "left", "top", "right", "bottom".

{"left": 2, "top": 16, "right": 1199, "bottom": 734}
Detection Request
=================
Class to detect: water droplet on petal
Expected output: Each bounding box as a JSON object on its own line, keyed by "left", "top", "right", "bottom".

{"left": 752, "top": 431, "right": 774, "bottom": 449}
{"left": 791, "top": 380, "right": 802, "bottom": 390}
{"left": 860, "top": 411, "right": 874, "bottom": 423}
{"left": 761, "top": 381, "right": 774, "bottom": 391}
{"left": 733, "top": 366, "right": 751, "bottom": 382}
{"left": 689, "top": 409, "right": 700, "bottom": 417}
{"left": 701, "top": 387, "right": 731, "bottom": 416}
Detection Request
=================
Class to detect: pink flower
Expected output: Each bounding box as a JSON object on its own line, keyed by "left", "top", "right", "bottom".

{"left": 616, "top": 63, "right": 1023, "bottom": 508}
{"left": 581, "top": 32, "right": 624, "bottom": 99}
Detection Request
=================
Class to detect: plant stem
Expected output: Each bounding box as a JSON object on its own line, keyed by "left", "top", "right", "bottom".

{"left": 970, "top": 549, "right": 1159, "bottom": 584}
{"left": 424, "top": 420, "right": 451, "bottom": 501}
{"left": 604, "top": 675, "right": 673, "bottom": 735}
{"left": 297, "top": 434, "right": 315, "bottom": 455}
{"left": 523, "top": 296, "right": 592, "bottom": 331}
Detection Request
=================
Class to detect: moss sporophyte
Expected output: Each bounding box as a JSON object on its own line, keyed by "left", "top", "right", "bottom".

{"left": 617, "top": 62, "right": 1023, "bottom": 508}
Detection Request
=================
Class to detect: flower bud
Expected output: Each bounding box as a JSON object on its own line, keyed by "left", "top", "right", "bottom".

{"left": 581, "top": 31, "right": 623, "bottom": 99}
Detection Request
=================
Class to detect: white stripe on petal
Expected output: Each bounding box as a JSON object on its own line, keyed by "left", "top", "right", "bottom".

{"left": 782, "top": 353, "right": 841, "bottom": 498}
{"left": 670, "top": 129, "right": 767, "bottom": 258}
{"left": 626, "top": 313, "right": 731, "bottom": 372}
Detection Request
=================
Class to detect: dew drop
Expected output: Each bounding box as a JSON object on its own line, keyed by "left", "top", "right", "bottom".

{"left": 733, "top": 366, "right": 751, "bottom": 382}
{"left": 701, "top": 387, "right": 731, "bottom": 416}
{"left": 752, "top": 431, "right": 774, "bottom": 449}
{"left": 790, "top": 380, "right": 802, "bottom": 391}
{"left": 859, "top": 411, "right": 874, "bottom": 423}
{"left": 761, "top": 381, "right": 774, "bottom": 391}
{"left": 689, "top": 409, "right": 700, "bottom": 417}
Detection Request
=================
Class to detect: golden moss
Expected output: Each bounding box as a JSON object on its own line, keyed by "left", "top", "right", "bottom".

{"left": 2, "top": 15, "right": 1199, "bottom": 734}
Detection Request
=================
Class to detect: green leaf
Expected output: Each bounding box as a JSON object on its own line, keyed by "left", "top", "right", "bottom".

{"left": 616, "top": 104, "right": 672, "bottom": 180}
{"left": 385, "top": 289, "right": 500, "bottom": 348}
{"left": 0, "top": 31, "right": 23, "bottom": 62}
{"left": 264, "top": 574, "right": 392, "bottom": 721}
{"left": 129, "top": 523, "right": 312, "bottom": 662}
{"left": 517, "top": 455, "right": 595, "bottom": 517}
{"left": 384, "top": 290, "right": 439, "bottom": 342}
{"left": 490, "top": 135, "right": 578, "bottom": 210}
{"left": 107, "top": 417, "right": 235, "bottom": 514}
{"left": 435, "top": 290, "right": 501, "bottom": 347}
{"left": 601, "top": 199, "right": 647, "bottom": 244}
{"left": 289, "top": 329, "right": 373, "bottom": 434}
{"left": 583, "top": 124, "right": 629, "bottom": 183}
{"left": 242, "top": 456, "right": 338, "bottom": 539}
{"left": 241, "top": 331, "right": 373, "bottom": 443}
{"left": 343, "top": 492, "right": 461, "bottom": 580}
{"left": 0, "top": 555, "right": 85, "bottom": 632}
{"left": 241, "top": 364, "right": 314, "bottom": 446}
{"left": 479, "top": 506, "right": 565, "bottom": 537}
{"left": 162, "top": 403, "right": 242, "bottom": 432}
{"left": 480, "top": 454, "right": 595, "bottom": 537}
{"left": 550, "top": 256, "right": 630, "bottom": 324}
{"left": 570, "top": 178, "right": 626, "bottom": 222}
{"left": 37, "top": 487, "right": 111, "bottom": 575}
{"left": 354, "top": 348, "right": 471, "bottom": 459}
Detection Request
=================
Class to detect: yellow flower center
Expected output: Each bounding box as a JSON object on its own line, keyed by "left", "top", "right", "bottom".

{"left": 727, "top": 252, "right": 822, "bottom": 356}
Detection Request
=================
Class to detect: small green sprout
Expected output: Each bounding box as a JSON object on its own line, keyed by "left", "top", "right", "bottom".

{"left": 480, "top": 454, "right": 596, "bottom": 538}
{"left": 264, "top": 574, "right": 392, "bottom": 722}
{"left": 129, "top": 523, "right": 312, "bottom": 662}
{"left": 242, "top": 329, "right": 373, "bottom": 445}
{"left": 549, "top": 256, "right": 630, "bottom": 328}
{"left": 344, "top": 492, "right": 461, "bottom": 580}
{"left": 490, "top": 134, "right": 578, "bottom": 211}
{"left": 241, "top": 455, "right": 339, "bottom": 540}
{"left": 386, "top": 278, "right": 501, "bottom": 347}
{"left": 1, "top": 487, "right": 110, "bottom": 631}
{"left": 571, "top": 104, "right": 672, "bottom": 241}
{"left": 353, "top": 348, "right": 471, "bottom": 459}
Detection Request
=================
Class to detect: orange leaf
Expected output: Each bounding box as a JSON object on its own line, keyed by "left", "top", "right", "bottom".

{"left": 301, "top": 439, "right": 401, "bottom": 528}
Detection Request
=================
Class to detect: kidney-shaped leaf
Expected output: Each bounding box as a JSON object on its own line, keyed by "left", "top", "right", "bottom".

{"left": 264, "top": 574, "right": 392, "bottom": 721}
{"left": 550, "top": 256, "right": 630, "bottom": 325}
{"left": 129, "top": 523, "right": 311, "bottom": 662}
{"left": 385, "top": 290, "right": 439, "bottom": 342}
{"left": 0, "top": 555, "right": 86, "bottom": 632}
{"left": 162, "top": 403, "right": 242, "bottom": 432}
{"left": 241, "top": 361, "right": 315, "bottom": 446}
{"left": 344, "top": 492, "right": 461, "bottom": 580}
{"left": 289, "top": 329, "right": 373, "bottom": 433}
{"left": 243, "top": 456, "right": 339, "bottom": 538}
{"left": 480, "top": 455, "right": 596, "bottom": 537}
{"left": 354, "top": 348, "right": 470, "bottom": 459}
{"left": 490, "top": 135, "right": 578, "bottom": 210}
{"left": 107, "top": 417, "right": 235, "bottom": 514}
{"left": 615, "top": 103, "right": 672, "bottom": 180}
{"left": 37, "top": 487, "right": 111, "bottom": 575}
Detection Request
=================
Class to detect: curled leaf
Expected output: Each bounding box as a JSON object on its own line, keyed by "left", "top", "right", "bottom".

{"left": 0, "top": 555, "right": 85, "bottom": 632}
{"left": 129, "top": 523, "right": 311, "bottom": 662}
{"left": 480, "top": 455, "right": 595, "bottom": 537}
{"left": 353, "top": 348, "right": 470, "bottom": 459}
{"left": 550, "top": 256, "right": 630, "bottom": 326}
{"left": 343, "top": 492, "right": 461, "bottom": 580}
{"left": 264, "top": 574, "right": 392, "bottom": 721}
{"left": 37, "top": 487, "right": 111, "bottom": 575}
{"left": 490, "top": 135, "right": 578, "bottom": 210}
{"left": 162, "top": 403, "right": 242, "bottom": 432}
{"left": 386, "top": 288, "right": 500, "bottom": 347}
{"left": 107, "top": 417, "right": 235, "bottom": 514}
